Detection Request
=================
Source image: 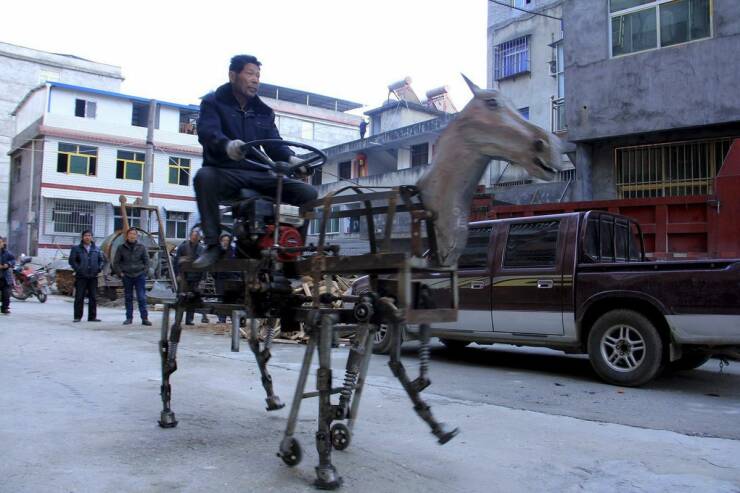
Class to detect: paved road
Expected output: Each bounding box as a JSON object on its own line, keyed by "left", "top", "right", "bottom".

{"left": 1, "top": 296, "right": 739, "bottom": 493}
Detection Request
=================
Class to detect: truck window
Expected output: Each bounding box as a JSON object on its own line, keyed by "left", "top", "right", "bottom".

{"left": 585, "top": 217, "right": 599, "bottom": 260}
{"left": 458, "top": 226, "right": 492, "bottom": 268}
{"left": 615, "top": 220, "right": 629, "bottom": 261}
{"left": 629, "top": 222, "right": 642, "bottom": 261}
{"left": 600, "top": 217, "right": 615, "bottom": 262}
{"left": 503, "top": 220, "right": 559, "bottom": 268}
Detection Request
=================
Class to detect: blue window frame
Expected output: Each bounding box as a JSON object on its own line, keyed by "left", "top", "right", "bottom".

{"left": 494, "top": 36, "right": 530, "bottom": 80}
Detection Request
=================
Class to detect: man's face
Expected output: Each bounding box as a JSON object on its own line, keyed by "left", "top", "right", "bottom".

{"left": 190, "top": 230, "right": 200, "bottom": 243}
{"left": 220, "top": 236, "right": 231, "bottom": 249}
{"left": 126, "top": 230, "right": 138, "bottom": 243}
{"left": 229, "top": 63, "right": 260, "bottom": 99}
{"left": 82, "top": 233, "right": 93, "bottom": 245}
{"left": 0, "top": 238, "right": 5, "bottom": 250}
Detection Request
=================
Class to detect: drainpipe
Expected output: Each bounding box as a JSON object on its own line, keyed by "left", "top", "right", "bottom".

{"left": 26, "top": 140, "right": 36, "bottom": 255}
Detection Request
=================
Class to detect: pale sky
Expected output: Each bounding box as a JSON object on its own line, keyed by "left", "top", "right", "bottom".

{"left": 3, "top": 0, "right": 488, "bottom": 112}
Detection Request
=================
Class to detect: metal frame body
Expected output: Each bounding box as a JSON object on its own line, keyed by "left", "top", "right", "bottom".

{"left": 157, "top": 183, "right": 459, "bottom": 490}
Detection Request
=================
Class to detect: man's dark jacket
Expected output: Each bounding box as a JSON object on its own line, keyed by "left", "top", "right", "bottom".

{"left": 174, "top": 240, "right": 204, "bottom": 283}
{"left": 113, "top": 241, "right": 149, "bottom": 278}
{"left": 197, "top": 82, "right": 293, "bottom": 171}
{"left": 0, "top": 247, "right": 15, "bottom": 285}
{"left": 69, "top": 242, "right": 105, "bottom": 279}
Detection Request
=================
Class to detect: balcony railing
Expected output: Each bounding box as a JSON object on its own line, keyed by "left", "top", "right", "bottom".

{"left": 551, "top": 97, "right": 566, "bottom": 133}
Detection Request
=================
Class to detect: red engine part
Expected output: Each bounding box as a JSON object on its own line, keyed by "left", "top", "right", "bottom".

{"left": 257, "top": 225, "right": 303, "bottom": 261}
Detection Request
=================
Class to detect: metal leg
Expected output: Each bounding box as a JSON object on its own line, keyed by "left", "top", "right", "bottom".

{"left": 158, "top": 303, "right": 184, "bottom": 428}
{"left": 231, "top": 310, "right": 245, "bottom": 352}
{"left": 387, "top": 322, "right": 458, "bottom": 445}
{"left": 314, "top": 314, "right": 342, "bottom": 490}
{"left": 347, "top": 325, "right": 375, "bottom": 432}
{"left": 278, "top": 335, "right": 317, "bottom": 466}
{"left": 247, "top": 316, "right": 284, "bottom": 411}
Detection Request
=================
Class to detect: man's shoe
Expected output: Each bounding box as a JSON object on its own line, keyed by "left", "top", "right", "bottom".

{"left": 185, "top": 321, "right": 195, "bottom": 326}
{"left": 73, "top": 318, "right": 81, "bottom": 322}
{"left": 192, "top": 245, "right": 221, "bottom": 269}
{"left": 142, "top": 319, "right": 153, "bottom": 326}
{"left": 89, "top": 319, "right": 102, "bottom": 322}
{"left": 123, "top": 319, "right": 133, "bottom": 325}
{"left": 1, "top": 310, "right": 10, "bottom": 315}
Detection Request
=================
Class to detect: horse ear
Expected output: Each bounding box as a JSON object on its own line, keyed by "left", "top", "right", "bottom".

{"left": 461, "top": 73, "right": 482, "bottom": 97}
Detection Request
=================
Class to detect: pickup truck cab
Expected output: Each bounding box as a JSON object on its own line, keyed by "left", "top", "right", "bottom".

{"left": 370, "top": 211, "right": 740, "bottom": 386}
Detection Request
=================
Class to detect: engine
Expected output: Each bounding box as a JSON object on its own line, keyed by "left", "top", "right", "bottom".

{"left": 232, "top": 197, "right": 304, "bottom": 261}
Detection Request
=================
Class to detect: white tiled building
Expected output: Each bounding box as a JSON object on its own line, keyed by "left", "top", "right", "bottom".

{"left": 9, "top": 82, "right": 202, "bottom": 259}
{"left": 9, "top": 81, "right": 363, "bottom": 260}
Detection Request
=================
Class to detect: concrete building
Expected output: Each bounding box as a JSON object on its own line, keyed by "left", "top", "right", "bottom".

{"left": 0, "top": 41, "right": 123, "bottom": 238}
{"left": 486, "top": 0, "right": 575, "bottom": 202}
{"left": 563, "top": 0, "right": 740, "bottom": 201}
{"left": 9, "top": 82, "right": 203, "bottom": 259}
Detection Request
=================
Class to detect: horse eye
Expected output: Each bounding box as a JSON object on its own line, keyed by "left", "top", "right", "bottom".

{"left": 485, "top": 98, "right": 499, "bottom": 109}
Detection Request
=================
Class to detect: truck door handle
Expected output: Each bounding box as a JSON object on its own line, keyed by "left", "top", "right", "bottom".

{"left": 537, "top": 279, "right": 554, "bottom": 289}
{"left": 470, "top": 281, "right": 485, "bottom": 289}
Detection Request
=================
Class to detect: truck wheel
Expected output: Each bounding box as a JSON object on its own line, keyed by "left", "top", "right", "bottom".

{"left": 440, "top": 338, "right": 470, "bottom": 351}
{"left": 372, "top": 324, "right": 392, "bottom": 354}
{"left": 587, "top": 309, "right": 663, "bottom": 387}
{"left": 668, "top": 351, "right": 711, "bottom": 372}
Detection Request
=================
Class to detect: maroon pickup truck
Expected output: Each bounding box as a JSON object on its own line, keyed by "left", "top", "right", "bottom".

{"left": 368, "top": 211, "right": 740, "bottom": 387}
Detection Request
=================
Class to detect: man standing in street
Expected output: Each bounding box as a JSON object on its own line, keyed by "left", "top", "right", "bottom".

{"left": 0, "top": 236, "right": 16, "bottom": 315}
{"left": 113, "top": 228, "right": 152, "bottom": 326}
{"left": 192, "top": 54, "right": 317, "bottom": 268}
{"left": 69, "top": 230, "right": 104, "bottom": 322}
{"left": 174, "top": 228, "right": 205, "bottom": 325}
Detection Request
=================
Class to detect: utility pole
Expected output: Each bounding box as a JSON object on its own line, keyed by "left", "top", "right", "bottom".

{"left": 141, "top": 99, "right": 157, "bottom": 229}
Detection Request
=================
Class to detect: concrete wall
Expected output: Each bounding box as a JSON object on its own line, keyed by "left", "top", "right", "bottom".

{"left": 0, "top": 42, "right": 122, "bottom": 239}
{"left": 564, "top": 0, "right": 740, "bottom": 142}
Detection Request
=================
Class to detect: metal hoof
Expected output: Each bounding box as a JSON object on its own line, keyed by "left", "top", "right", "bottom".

{"left": 330, "top": 423, "right": 351, "bottom": 451}
{"left": 314, "top": 465, "right": 343, "bottom": 490}
{"left": 158, "top": 411, "right": 178, "bottom": 428}
{"left": 436, "top": 426, "right": 459, "bottom": 445}
{"left": 265, "top": 396, "right": 285, "bottom": 411}
{"left": 278, "top": 437, "right": 302, "bottom": 467}
{"left": 411, "top": 376, "right": 431, "bottom": 392}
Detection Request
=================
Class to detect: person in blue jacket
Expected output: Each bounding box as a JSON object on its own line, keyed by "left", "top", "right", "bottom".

{"left": 69, "top": 229, "right": 105, "bottom": 322}
{"left": 0, "top": 236, "right": 16, "bottom": 315}
{"left": 192, "top": 54, "right": 317, "bottom": 268}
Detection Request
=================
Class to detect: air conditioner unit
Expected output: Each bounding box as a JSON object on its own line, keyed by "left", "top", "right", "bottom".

{"left": 548, "top": 59, "right": 557, "bottom": 76}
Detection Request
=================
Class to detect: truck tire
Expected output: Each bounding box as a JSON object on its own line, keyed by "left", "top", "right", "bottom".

{"left": 440, "top": 338, "right": 470, "bottom": 351}
{"left": 587, "top": 309, "right": 663, "bottom": 387}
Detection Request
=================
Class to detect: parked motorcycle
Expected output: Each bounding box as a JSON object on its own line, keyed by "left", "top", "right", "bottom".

{"left": 11, "top": 255, "right": 50, "bottom": 303}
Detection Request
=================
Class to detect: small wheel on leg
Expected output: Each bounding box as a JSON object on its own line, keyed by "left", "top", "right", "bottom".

{"left": 330, "top": 423, "right": 351, "bottom": 451}
{"left": 279, "top": 437, "right": 302, "bottom": 466}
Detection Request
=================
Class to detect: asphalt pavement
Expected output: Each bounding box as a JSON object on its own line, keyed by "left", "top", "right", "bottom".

{"left": 1, "top": 296, "right": 739, "bottom": 493}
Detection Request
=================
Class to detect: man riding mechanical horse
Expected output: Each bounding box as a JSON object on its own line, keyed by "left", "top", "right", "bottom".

{"left": 193, "top": 54, "right": 318, "bottom": 268}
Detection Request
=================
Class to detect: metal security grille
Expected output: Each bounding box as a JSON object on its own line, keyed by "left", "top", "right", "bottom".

{"left": 51, "top": 199, "right": 95, "bottom": 234}
{"left": 615, "top": 137, "right": 734, "bottom": 198}
{"left": 494, "top": 36, "right": 530, "bottom": 80}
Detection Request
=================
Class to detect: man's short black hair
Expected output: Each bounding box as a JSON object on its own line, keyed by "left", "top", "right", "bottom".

{"left": 229, "top": 54, "right": 261, "bottom": 73}
{"left": 81, "top": 229, "right": 92, "bottom": 237}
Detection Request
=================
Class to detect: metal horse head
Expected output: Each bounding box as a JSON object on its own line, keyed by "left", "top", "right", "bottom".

{"left": 417, "top": 74, "right": 566, "bottom": 266}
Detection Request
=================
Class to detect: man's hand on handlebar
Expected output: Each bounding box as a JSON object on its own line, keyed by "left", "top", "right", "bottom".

{"left": 226, "top": 139, "right": 247, "bottom": 161}
{"left": 289, "top": 156, "right": 314, "bottom": 178}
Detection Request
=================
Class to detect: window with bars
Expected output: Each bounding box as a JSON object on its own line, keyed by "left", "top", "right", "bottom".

{"left": 168, "top": 157, "right": 191, "bottom": 186}
{"left": 610, "top": 0, "right": 711, "bottom": 57}
{"left": 411, "top": 143, "right": 429, "bottom": 167}
{"left": 494, "top": 36, "right": 530, "bottom": 80}
{"left": 51, "top": 199, "right": 95, "bottom": 234}
{"left": 166, "top": 211, "right": 189, "bottom": 239}
{"left": 308, "top": 206, "right": 340, "bottom": 235}
{"left": 614, "top": 137, "right": 733, "bottom": 198}
{"left": 57, "top": 142, "right": 98, "bottom": 176}
{"left": 116, "top": 150, "right": 145, "bottom": 180}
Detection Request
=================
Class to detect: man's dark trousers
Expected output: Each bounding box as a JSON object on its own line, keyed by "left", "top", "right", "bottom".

{"left": 122, "top": 274, "right": 148, "bottom": 321}
{"left": 74, "top": 276, "right": 98, "bottom": 320}
{"left": 0, "top": 278, "right": 10, "bottom": 312}
{"left": 194, "top": 166, "right": 317, "bottom": 245}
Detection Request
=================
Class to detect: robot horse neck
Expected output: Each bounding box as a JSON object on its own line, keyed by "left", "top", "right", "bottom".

{"left": 417, "top": 74, "right": 564, "bottom": 267}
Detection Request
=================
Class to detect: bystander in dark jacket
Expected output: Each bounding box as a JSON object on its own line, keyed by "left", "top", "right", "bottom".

{"left": 113, "top": 229, "right": 151, "bottom": 325}
{"left": 69, "top": 230, "right": 105, "bottom": 322}
{"left": 0, "top": 236, "right": 16, "bottom": 314}
{"left": 174, "top": 229, "right": 206, "bottom": 324}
